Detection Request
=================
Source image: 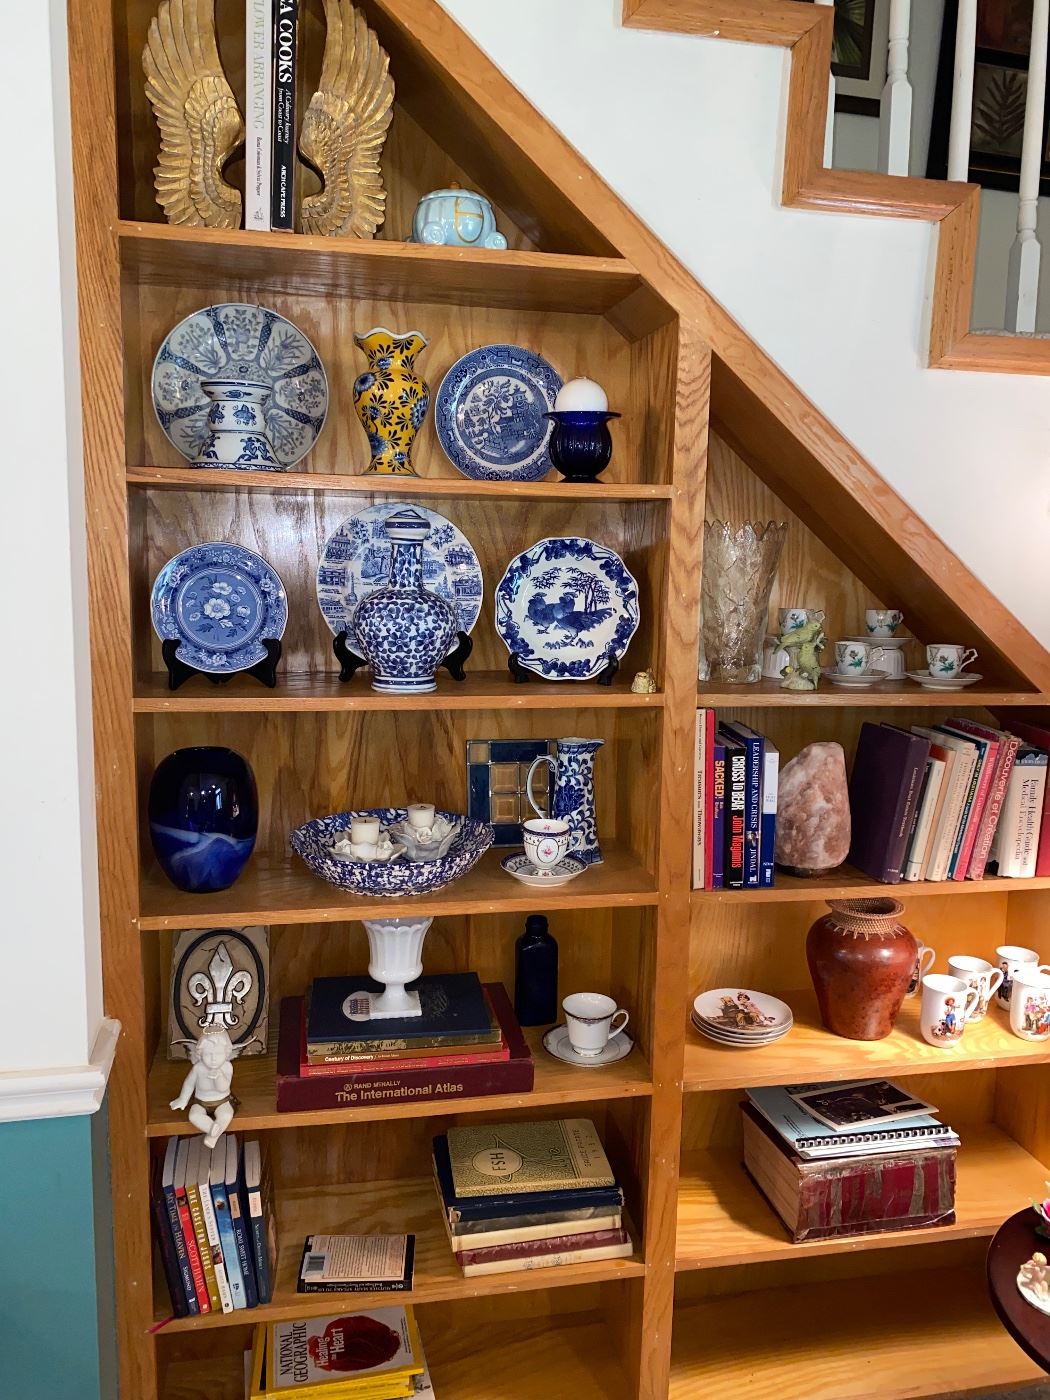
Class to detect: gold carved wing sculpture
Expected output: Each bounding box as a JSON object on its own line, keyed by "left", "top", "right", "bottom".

{"left": 299, "top": 0, "right": 395, "bottom": 238}
{"left": 143, "top": 0, "right": 245, "bottom": 229}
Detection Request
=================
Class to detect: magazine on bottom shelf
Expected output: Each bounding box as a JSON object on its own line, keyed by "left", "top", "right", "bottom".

{"left": 249, "top": 1306, "right": 425, "bottom": 1397}
{"left": 746, "top": 1082, "right": 958, "bottom": 1160}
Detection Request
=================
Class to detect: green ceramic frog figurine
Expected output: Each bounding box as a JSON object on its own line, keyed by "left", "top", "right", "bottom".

{"left": 777, "top": 617, "right": 825, "bottom": 691}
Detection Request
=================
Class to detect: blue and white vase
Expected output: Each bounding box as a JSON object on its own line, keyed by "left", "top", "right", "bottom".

{"left": 350, "top": 509, "right": 459, "bottom": 693}
{"left": 192, "top": 379, "right": 282, "bottom": 471}
{"left": 527, "top": 737, "right": 604, "bottom": 865}
{"left": 148, "top": 747, "right": 258, "bottom": 893}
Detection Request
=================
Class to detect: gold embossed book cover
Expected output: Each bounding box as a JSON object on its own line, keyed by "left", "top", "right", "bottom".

{"left": 446, "top": 1118, "right": 616, "bottom": 1198}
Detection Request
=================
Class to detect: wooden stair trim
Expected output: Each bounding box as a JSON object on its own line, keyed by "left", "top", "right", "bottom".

{"left": 624, "top": 0, "right": 1050, "bottom": 376}
{"left": 381, "top": 0, "right": 1050, "bottom": 691}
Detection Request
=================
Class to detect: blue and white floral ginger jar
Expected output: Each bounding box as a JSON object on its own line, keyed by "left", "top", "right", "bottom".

{"left": 351, "top": 509, "right": 459, "bottom": 693}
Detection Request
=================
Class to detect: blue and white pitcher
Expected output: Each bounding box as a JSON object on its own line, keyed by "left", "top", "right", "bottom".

{"left": 527, "top": 738, "right": 604, "bottom": 865}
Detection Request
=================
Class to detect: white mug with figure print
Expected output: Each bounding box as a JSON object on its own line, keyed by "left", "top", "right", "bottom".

{"left": 919, "top": 974, "right": 979, "bottom": 1047}
{"left": 995, "top": 945, "right": 1050, "bottom": 1009}
{"left": 946, "top": 955, "right": 1003, "bottom": 1023}
{"left": 906, "top": 942, "right": 937, "bottom": 996}
{"left": 1009, "top": 966, "right": 1050, "bottom": 1041}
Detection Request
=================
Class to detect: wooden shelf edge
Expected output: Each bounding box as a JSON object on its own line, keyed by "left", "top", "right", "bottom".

{"left": 691, "top": 867, "right": 1050, "bottom": 904}
{"left": 697, "top": 680, "right": 1046, "bottom": 707}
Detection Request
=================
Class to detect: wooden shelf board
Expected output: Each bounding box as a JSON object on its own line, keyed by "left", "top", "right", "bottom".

{"left": 153, "top": 1176, "right": 643, "bottom": 1333}
{"left": 676, "top": 1127, "right": 1046, "bottom": 1269}
{"left": 692, "top": 864, "right": 1050, "bottom": 904}
{"left": 698, "top": 678, "right": 1046, "bottom": 707}
{"left": 670, "top": 1264, "right": 1040, "bottom": 1398}
{"left": 118, "top": 221, "right": 648, "bottom": 318}
{"left": 133, "top": 669, "right": 663, "bottom": 713}
{"left": 146, "top": 1026, "right": 653, "bottom": 1137}
{"left": 126, "top": 465, "right": 674, "bottom": 502}
{"left": 139, "top": 844, "right": 659, "bottom": 930}
{"left": 683, "top": 991, "right": 1050, "bottom": 1091}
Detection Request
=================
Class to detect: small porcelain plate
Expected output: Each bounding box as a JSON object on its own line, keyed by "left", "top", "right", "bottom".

{"left": 151, "top": 542, "right": 288, "bottom": 675}
{"left": 906, "top": 669, "right": 983, "bottom": 690}
{"left": 845, "top": 635, "right": 912, "bottom": 649}
{"left": 691, "top": 1015, "right": 791, "bottom": 1044}
{"left": 501, "top": 853, "right": 586, "bottom": 887}
{"left": 152, "top": 302, "right": 328, "bottom": 468}
{"left": 495, "top": 536, "right": 641, "bottom": 681}
{"left": 821, "top": 667, "right": 891, "bottom": 688}
{"left": 542, "top": 1024, "right": 634, "bottom": 1067}
{"left": 316, "top": 503, "right": 483, "bottom": 658}
{"left": 435, "top": 344, "right": 562, "bottom": 481}
{"left": 692, "top": 988, "right": 793, "bottom": 1034}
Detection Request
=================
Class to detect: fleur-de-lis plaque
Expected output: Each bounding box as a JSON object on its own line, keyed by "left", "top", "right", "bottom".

{"left": 168, "top": 927, "right": 269, "bottom": 1059}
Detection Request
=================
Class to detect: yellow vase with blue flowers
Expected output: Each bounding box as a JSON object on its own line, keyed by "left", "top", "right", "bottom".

{"left": 352, "top": 328, "right": 430, "bottom": 475}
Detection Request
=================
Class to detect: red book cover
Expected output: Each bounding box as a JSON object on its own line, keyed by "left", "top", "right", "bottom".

{"left": 277, "top": 986, "right": 534, "bottom": 1112}
{"left": 943, "top": 726, "right": 998, "bottom": 880}
{"left": 995, "top": 720, "right": 1050, "bottom": 875}
{"left": 174, "top": 1181, "right": 210, "bottom": 1313}
{"left": 458, "top": 1226, "right": 629, "bottom": 1267}
{"left": 703, "top": 709, "right": 716, "bottom": 889}
{"left": 945, "top": 718, "right": 1020, "bottom": 878}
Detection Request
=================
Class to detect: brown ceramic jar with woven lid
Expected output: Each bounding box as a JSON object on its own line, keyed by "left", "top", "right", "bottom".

{"left": 806, "top": 897, "right": 917, "bottom": 1040}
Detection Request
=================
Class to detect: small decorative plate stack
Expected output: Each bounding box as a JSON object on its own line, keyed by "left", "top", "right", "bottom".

{"left": 690, "top": 989, "right": 793, "bottom": 1048}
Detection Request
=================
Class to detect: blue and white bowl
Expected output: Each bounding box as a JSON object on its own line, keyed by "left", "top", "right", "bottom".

{"left": 290, "top": 808, "right": 494, "bottom": 896}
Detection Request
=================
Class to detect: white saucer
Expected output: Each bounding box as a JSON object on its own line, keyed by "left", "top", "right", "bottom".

{"left": 906, "top": 669, "right": 983, "bottom": 690}
{"left": 501, "top": 853, "right": 586, "bottom": 887}
{"left": 693, "top": 988, "right": 793, "bottom": 1033}
{"left": 821, "top": 667, "right": 890, "bottom": 688}
{"left": 845, "top": 635, "right": 912, "bottom": 649}
{"left": 543, "top": 1024, "right": 633, "bottom": 1066}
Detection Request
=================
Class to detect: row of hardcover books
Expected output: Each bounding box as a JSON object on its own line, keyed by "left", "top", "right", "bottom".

{"left": 153, "top": 1135, "right": 278, "bottom": 1317}
{"left": 245, "top": 0, "right": 300, "bottom": 232}
{"left": 692, "top": 713, "right": 778, "bottom": 889}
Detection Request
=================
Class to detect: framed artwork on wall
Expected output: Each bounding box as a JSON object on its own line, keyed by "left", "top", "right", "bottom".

{"left": 807, "top": 0, "right": 890, "bottom": 117}
{"left": 927, "top": 0, "right": 1050, "bottom": 194}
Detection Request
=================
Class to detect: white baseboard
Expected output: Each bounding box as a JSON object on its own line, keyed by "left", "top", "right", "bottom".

{"left": 0, "top": 1017, "right": 121, "bottom": 1123}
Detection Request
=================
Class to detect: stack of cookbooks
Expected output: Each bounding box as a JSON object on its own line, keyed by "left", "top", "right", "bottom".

{"left": 276, "top": 977, "right": 534, "bottom": 1113}
{"left": 741, "top": 1080, "right": 960, "bottom": 1243}
{"left": 246, "top": 1307, "right": 435, "bottom": 1398}
{"left": 433, "top": 1118, "right": 632, "bottom": 1277}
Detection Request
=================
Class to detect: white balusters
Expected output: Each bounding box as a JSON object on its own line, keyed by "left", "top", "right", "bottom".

{"left": 947, "top": 0, "right": 978, "bottom": 181}
{"left": 878, "top": 0, "right": 912, "bottom": 175}
{"left": 1006, "top": 0, "right": 1049, "bottom": 332}
{"left": 815, "top": 0, "right": 836, "bottom": 167}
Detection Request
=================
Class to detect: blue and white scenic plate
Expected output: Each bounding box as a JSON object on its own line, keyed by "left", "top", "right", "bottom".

{"left": 316, "top": 503, "right": 483, "bottom": 659}
{"left": 152, "top": 303, "right": 328, "bottom": 468}
{"left": 494, "top": 536, "right": 641, "bottom": 681}
{"left": 151, "top": 542, "right": 288, "bottom": 675}
{"left": 435, "top": 344, "right": 562, "bottom": 482}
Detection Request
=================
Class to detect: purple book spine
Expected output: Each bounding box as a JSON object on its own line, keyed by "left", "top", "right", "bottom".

{"left": 711, "top": 744, "right": 727, "bottom": 890}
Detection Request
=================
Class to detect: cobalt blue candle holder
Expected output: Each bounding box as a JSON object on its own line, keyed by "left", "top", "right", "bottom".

{"left": 148, "top": 746, "right": 258, "bottom": 893}
{"left": 544, "top": 410, "right": 621, "bottom": 484}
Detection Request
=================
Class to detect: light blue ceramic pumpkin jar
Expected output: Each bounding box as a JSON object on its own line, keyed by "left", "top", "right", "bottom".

{"left": 350, "top": 509, "right": 459, "bottom": 694}
{"left": 410, "top": 188, "right": 508, "bottom": 250}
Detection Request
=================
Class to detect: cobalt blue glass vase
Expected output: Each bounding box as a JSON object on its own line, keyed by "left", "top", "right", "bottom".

{"left": 544, "top": 410, "right": 621, "bottom": 483}
{"left": 148, "top": 747, "right": 258, "bottom": 893}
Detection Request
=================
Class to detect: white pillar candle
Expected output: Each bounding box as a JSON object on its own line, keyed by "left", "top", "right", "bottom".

{"left": 407, "top": 803, "right": 436, "bottom": 829}
{"left": 554, "top": 378, "right": 608, "bottom": 413}
{"left": 350, "top": 816, "right": 381, "bottom": 845}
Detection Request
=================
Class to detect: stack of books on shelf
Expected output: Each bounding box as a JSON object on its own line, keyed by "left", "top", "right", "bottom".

{"left": 742, "top": 1080, "right": 960, "bottom": 1243}
{"left": 693, "top": 712, "right": 779, "bottom": 889}
{"left": 276, "top": 977, "right": 534, "bottom": 1113}
{"left": 247, "top": 1306, "right": 436, "bottom": 1399}
{"left": 848, "top": 718, "right": 1050, "bottom": 884}
{"left": 433, "top": 1118, "right": 631, "bottom": 1277}
{"left": 153, "top": 1135, "right": 277, "bottom": 1317}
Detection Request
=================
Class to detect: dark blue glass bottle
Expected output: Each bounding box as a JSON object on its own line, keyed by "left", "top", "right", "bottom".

{"left": 148, "top": 746, "right": 258, "bottom": 893}
{"left": 514, "top": 914, "right": 559, "bottom": 1025}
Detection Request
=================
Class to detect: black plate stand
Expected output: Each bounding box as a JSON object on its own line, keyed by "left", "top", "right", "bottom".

{"left": 508, "top": 650, "right": 619, "bottom": 687}
{"left": 334, "top": 631, "right": 474, "bottom": 685}
{"left": 162, "top": 638, "right": 282, "bottom": 691}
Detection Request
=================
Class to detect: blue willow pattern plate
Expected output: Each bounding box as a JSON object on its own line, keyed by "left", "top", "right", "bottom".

{"left": 494, "top": 537, "right": 641, "bottom": 681}
{"left": 316, "top": 503, "right": 484, "bottom": 659}
{"left": 152, "top": 303, "right": 328, "bottom": 468}
{"left": 151, "top": 543, "right": 288, "bottom": 675}
{"left": 435, "top": 344, "right": 562, "bottom": 482}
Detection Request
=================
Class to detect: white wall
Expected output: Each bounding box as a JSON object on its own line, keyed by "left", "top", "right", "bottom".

{"left": 0, "top": 0, "right": 104, "bottom": 1079}
{"left": 439, "top": 0, "right": 1050, "bottom": 651}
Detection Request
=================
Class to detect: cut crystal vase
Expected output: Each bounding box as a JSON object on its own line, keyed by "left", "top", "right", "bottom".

{"left": 699, "top": 520, "right": 787, "bottom": 684}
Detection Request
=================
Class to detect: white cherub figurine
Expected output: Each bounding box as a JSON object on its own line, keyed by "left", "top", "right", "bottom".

{"left": 1018, "top": 1251, "right": 1050, "bottom": 1312}
{"left": 169, "top": 1027, "right": 239, "bottom": 1148}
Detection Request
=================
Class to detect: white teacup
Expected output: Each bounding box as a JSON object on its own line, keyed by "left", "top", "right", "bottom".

{"left": 563, "top": 992, "right": 629, "bottom": 1057}
{"left": 906, "top": 941, "right": 937, "bottom": 996}
{"left": 1009, "top": 967, "right": 1050, "bottom": 1041}
{"left": 926, "top": 644, "right": 978, "bottom": 677}
{"left": 779, "top": 607, "right": 825, "bottom": 633}
{"left": 865, "top": 609, "right": 904, "bottom": 637}
{"left": 995, "top": 945, "right": 1050, "bottom": 1008}
{"left": 834, "top": 639, "right": 885, "bottom": 675}
{"left": 523, "top": 818, "right": 571, "bottom": 869}
{"left": 920, "top": 974, "right": 979, "bottom": 1047}
{"left": 947, "top": 955, "right": 1003, "bottom": 1023}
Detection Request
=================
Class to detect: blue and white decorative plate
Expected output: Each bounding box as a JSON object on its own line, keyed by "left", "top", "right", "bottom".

{"left": 152, "top": 303, "right": 328, "bottom": 468}
{"left": 494, "top": 537, "right": 641, "bottom": 681}
{"left": 435, "top": 344, "right": 562, "bottom": 482}
{"left": 151, "top": 543, "right": 288, "bottom": 675}
{"left": 316, "top": 503, "right": 484, "bottom": 658}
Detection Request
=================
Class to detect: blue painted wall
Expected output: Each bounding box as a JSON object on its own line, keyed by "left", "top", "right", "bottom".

{"left": 0, "top": 1105, "right": 116, "bottom": 1400}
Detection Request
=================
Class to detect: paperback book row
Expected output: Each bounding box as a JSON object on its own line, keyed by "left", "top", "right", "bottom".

{"left": 692, "top": 713, "right": 779, "bottom": 889}
{"left": 246, "top": 1307, "right": 436, "bottom": 1399}
{"left": 152, "top": 1135, "right": 278, "bottom": 1318}
{"left": 742, "top": 1079, "right": 959, "bottom": 1242}
{"left": 244, "top": 0, "right": 302, "bottom": 233}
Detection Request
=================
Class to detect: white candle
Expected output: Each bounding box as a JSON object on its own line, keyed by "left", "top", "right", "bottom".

{"left": 350, "top": 816, "right": 380, "bottom": 845}
{"left": 407, "top": 803, "right": 436, "bottom": 829}
{"left": 554, "top": 378, "right": 608, "bottom": 413}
